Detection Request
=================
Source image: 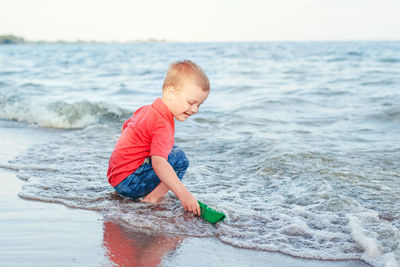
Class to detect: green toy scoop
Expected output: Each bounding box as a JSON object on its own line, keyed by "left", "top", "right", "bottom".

{"left": 198, "top": 201, "right": 226, "bottom": 224}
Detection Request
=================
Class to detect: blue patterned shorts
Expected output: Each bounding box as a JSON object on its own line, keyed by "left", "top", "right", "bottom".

{"left": 114, "top": 145, "right": 189, "bottom": 199}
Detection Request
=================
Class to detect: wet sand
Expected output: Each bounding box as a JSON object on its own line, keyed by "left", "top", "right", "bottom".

{"left": 0, "top": 120, "right": 370, "bottom": 266}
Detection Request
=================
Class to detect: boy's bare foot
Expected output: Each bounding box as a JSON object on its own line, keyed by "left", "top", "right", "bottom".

{"left": 141, "top": 196, "right": 163, "bottom": 203}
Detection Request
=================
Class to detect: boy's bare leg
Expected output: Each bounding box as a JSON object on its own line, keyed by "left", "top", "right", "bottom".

{"left": 141, "top": 182, "right": 170, "bottom": 203}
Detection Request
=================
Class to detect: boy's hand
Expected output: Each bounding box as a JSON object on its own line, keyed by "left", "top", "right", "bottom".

{"left": 151, "top": 155, "right": 200, "bottom": 216}
{"left": 179, "top": 191, "right": 201, "bottom": 216}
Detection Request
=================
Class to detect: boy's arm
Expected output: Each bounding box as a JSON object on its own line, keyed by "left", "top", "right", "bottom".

{"left": 121, "top": 119, "right": 130, "bottom": 133}
{"left": 151, "top": 155, "right": 200, "bottom": 216}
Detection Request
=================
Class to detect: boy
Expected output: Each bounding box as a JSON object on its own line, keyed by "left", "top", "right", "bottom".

{"left": 107, "top": 60, "right": 210, "bottom": 216}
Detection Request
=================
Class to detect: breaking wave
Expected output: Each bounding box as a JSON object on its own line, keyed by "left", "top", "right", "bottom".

{"left": 0, "top": 95, "right": 131, "bottom": 129}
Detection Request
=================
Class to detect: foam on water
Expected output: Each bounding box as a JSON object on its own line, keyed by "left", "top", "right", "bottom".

{"left": 347, "top": 212, "right": 400, "bottom": 267}
{"left": 0, "top": 95, "right": 130, "bottom": 128}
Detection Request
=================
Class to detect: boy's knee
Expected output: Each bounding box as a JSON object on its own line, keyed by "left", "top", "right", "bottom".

{"left": 170, "top": 146, "right": 189, "bottom": 170}
{"left": 180, "top": 152, "right": 189, "bottom": 170}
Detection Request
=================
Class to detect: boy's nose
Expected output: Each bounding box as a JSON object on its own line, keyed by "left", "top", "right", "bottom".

{"left": 191, "top": 105, "right": 199, "bottom": 114}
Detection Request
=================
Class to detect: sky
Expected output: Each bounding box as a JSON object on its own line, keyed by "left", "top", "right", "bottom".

{"left": 0, "top": 0, "right": 399, "bottom": 42}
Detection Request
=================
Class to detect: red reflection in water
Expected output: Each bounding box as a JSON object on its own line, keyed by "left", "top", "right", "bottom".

{"left": 103, "top": 221, "right": 183, "bottom": 266}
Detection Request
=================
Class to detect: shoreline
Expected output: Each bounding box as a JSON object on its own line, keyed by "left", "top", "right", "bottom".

{"left": 0, "top": 119, "right": 370, "bottom": 266}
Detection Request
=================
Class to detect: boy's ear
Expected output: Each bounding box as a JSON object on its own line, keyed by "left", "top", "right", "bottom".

{"left": 166, "top": 86, "right": 176, "bottom": 100}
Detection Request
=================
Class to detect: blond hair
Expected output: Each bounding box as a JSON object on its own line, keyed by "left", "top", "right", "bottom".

{"left": 162, "top": 60, "right": 210, "bottom": 92}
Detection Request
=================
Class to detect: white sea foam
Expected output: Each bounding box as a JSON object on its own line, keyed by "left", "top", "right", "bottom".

{"left": 0, "top": 95, "right": 129, "bottom": 129}
{"left": 348, "top": 214, "right": 382, "bottom": 258}
{"left": 347, "top": 211, "right": 400, "bottom": 267}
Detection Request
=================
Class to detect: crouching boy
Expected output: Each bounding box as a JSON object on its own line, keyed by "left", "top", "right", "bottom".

{"left": 107, "top": 60, "right": 210, "bottom": 216}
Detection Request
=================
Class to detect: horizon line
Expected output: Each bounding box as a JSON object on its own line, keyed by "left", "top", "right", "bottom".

{"left": 1, "top": 34, "right": 399, "bottom": 44}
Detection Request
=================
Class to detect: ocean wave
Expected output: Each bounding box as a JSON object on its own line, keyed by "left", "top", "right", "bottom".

{"left": 362, "top": 106, "right": 400, "bottom": 125}
{"left": 0, "top": 95, "right": 131, "bottom": 129}
{"left": 378, "top": 58, "right": 400, "bottom": 63}
{"left": 347, "top": 51, "right": 363, "bottom": 56}
{"left": 0, "top": 81, "right": 8, "bottom": 88}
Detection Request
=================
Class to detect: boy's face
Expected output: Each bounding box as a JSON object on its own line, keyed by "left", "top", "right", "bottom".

{"left": 164, "top": 79, "right": 209, "bottom": 122}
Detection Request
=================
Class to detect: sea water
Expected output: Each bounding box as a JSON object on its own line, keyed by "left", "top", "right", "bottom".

{"left": 0, "top": 42, "right": 399, "bottom": 267}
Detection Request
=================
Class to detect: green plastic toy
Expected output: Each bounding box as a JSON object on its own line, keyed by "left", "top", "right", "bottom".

{"left": 198, "top": 201, "right": 226, "bottom": 224}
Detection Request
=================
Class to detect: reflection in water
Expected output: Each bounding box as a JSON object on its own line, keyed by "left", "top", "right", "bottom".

{"left": 103, "top": 221, "right": 184, "bottom": 266}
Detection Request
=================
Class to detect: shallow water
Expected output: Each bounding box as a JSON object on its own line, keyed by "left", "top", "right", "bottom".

{"left": 1, "top": 42, "right": 399, "bottom": 267}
